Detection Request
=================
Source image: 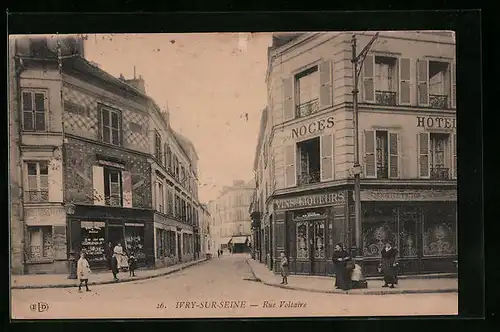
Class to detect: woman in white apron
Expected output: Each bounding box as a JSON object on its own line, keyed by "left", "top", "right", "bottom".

{"left": 113, "top": 243, "right": 129, "bottom": 271}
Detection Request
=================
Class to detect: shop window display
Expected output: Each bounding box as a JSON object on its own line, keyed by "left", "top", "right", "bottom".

{"left": 81, "top": 221, "right": 106, "bottom": 264}
{"left": 125, "top": 225, "right": 145, "bottom": 260}
{"left": 423, "top": 207, "right": 457, "bottom": 256}
{"left": 296, "top": 222, "right": 309, "bottom": 260}
{"left": 362, "top": 206, "right": 397, "bottom": 258}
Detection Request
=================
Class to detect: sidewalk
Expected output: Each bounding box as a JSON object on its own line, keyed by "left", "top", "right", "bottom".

{"left": 246, "top": 259, "right": 458, "bottom": 295}
{"left": 11, "top": 258, "right": 209, "bottom": 289}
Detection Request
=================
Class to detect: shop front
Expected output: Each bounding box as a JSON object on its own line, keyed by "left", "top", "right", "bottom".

{"left": 358, "top": 188, "right": 458, "bottom": 276}
{"left": 271, "top": 189, "right": 348, "bottom": 276}
{"left": 68, "top": 205, "right": 154, "bottom": 270}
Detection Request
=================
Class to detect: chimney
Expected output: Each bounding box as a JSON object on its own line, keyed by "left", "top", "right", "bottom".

{"left": 125, "top": 74, "right": 146, "bottom": 93}
{"left": 161, "top": 111, "right": 170, "bottom": 126}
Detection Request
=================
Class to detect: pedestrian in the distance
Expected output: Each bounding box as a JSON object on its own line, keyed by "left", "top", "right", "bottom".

{"left": 111, "top": 253, "right": 119, "bottom": 281}
{"left": 77, "top": 252, "right": 91, "bottom": 292}
{"left": 105, "top": 242, "right": 113, "bottom": 270}
{"left": 280, "top": 252, "right": 289, "bottom": 285}
{"left": 332, "top": 243, "right": 352, "bottom": 290}
{"left": 128, "top": 253, "right": 137, "bottom": 277}
{"left": 217, "top": 249, "right": 221, "bottom": 258}
{"left": 380, "top": 242, "right": 398, "bottom": 288}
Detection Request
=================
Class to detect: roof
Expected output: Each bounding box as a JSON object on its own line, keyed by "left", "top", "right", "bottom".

{"left": 171, "top": 129, "right": 199, "bottom": 164}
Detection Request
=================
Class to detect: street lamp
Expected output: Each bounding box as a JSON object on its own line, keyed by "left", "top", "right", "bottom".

{"left": 64, "top": 202, "right": 78, "bottom": 279}
{"left": 351, "top": 32, "right": 379, "bottom": 262}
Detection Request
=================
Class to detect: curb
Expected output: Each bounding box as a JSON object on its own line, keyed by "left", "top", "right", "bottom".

{"left": 12, "top": 258, "right": 209, "bottom": 290}
{"left": 245, "top": 259, "right": 458, "bottom": 296}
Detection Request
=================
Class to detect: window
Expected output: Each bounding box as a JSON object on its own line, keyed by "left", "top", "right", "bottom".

{"left": 166, "top": 187, "right": 174, "bottom": 216}
{"left": 174, "top": 195, "right": 180, "bottom": 219}
{"left": 180, "top": 164, "right": 185, "bottom": 183}
{"left": 295, "top": 66, "right": 319, "bottom": 118}
{"left": 156, "top": 181, "right": 164, "bottom": 213}
{"left": 297, "top": 137, "right": 321, "bottom": 185}
{"left": 167, "top": 231, "right": 176, "bottom": 256}
{"left": 417, "top": 59, "right": 455, "bottom": 109}
{"left": 173, "top": 155, "right": 179, "bottom": 179}
{"left": 418, "top": 132, "right": 454, "bottom": 180}
{"left": 104, "top": 168, "right": 122, "bottom": 206}
{"left": 101, "top": 107, "right": 121, "bottom": 146}
{"left": 26, "top": 161, "right": 49, "bottom": 202}
{"left": 155, "top": 131, "right": 163, "bottom": 164}
{"left": 156, "top": 229, "right": 166, "bottom": 258}
{"left": 375, "top": 56, "right": 398, "bottom": 106}
{"left": 364, "top": 130, "right": 399, "bottom": 179}
{"left": 22, "top": 90, "right": 46, "bottom": 131}
{"left": 165, "top": 145, "right": 173, "bottom": 174}
{"left": 28, "top": 226, "right": 52, "bottom": 260}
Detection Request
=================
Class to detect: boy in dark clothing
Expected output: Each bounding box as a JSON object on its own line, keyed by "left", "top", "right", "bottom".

{"left": 128, "top": 254, "right": 137, "bottom": 277}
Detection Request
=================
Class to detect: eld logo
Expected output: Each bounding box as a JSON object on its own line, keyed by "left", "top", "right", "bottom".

{"left": 30, "top": 302, "right": 49, "bottom": 312}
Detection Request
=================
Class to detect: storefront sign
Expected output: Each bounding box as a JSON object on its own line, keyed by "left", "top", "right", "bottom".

{"left": 274, "top": 192, "right": 346, "bottom": 210}
{"left": 416, "top": 116, "right": 456, "bottom": 129}
{"left": 360, "top": 189, "right": 457, "bottom": 202}
{"left": 291, "top": 116, "right": 334, "bottom": 139}
{"left": 125, "top": 223, "right": 144, "bottom": 227}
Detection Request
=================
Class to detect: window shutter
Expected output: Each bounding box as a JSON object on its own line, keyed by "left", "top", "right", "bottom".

{"left": 92, "top": 166, "right": 105, "bottom": 205}
{"left": 417, "top": 132, "right": 430, "bottom": 178}
{"left": 417, "top": 59, "right": 429, "bottom": 106}
{"left": 284, "top": 144, "right": 296, "bottom": 188}
{"left": 451, "top": 133, "right": 457, "bottom": 179}
{"left": 15, "top": 38, "right": 31, "bottom": 55}
{"left": 283, "top": 77, "right": 295, "bottom": 122}
{"left": 97, "top": 106, "right": 103, "bottom": 141}
{"left": 388, "top": 132, "right": 399, "bottom": 178}
{"left": 363, "top": 55, "right": 375, "bottom": 102}
{"left": 122, "top": 171, "right": 133, "bottom": 208}
{"left": 399, "top": 58, "right": 411, "bottom": 105}
{"left": 364, "top": 130, "right": 376, "bottom": 178}
{"left": 320, "top": 133, "right": 334, "bottom": 181}
{"left": 451, "top": 62, "right": 456, "bottom": 108}
{"left": 118, "top": 111, "right": 124, "bottom": 146}
{"left": 319, "top": 60, "right": 333, "bottom": 109}
{"left": 48, "top": 159, "right": 63, "bottom": 202}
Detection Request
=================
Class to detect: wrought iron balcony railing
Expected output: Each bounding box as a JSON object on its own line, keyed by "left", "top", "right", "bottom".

{"left": 296, "top": 99, "right": 319, "bottom": 118}
{"left": 430, "top": 167, "right": 450, "bottom": 180}
{"left": 105, "top": 195, "right": 122, "bottom": 206}
{"left": 297, "top": 171, "right": 320, "bottom": 185}
{"left": 26, "top": 190, "right": 49, "bottom": 202}
{"left": 375, "top": 90, "right": 398, "bottom": 106}
{"left": 429, "top": 94, "right": 449, "bottom": 109}
{"left": 376, "top": 166, "right": 389, "bottom": 179}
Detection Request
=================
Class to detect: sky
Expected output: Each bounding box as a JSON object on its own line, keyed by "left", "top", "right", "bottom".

{"left": 82, "top": 33, "right": 272, "bottom": 203}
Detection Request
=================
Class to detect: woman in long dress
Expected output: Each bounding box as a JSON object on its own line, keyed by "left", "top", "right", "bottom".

{"left": 380, "top": 242, "right": 398, "bottom": 288}
{"left": 332, "top": 243, "right": 352, "bottom": 290}
{"left": 113, "top": 243, "right": 128, "bottom": 271}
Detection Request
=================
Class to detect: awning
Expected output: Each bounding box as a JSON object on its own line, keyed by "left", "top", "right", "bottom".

{"left": 230, "top": 236, "right": 249, "bottom": 244}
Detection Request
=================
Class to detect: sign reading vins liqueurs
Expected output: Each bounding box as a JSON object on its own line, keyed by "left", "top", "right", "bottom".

{"left": 274, "top": 192, "right": 346, "bottom": 210}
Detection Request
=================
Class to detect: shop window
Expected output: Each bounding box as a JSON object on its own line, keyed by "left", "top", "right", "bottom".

{"left": 125, "top": 224, "right": 145, "bottom": 260}
{"left": 423, "top": 206, "right": 457, "bottom": 256}
{"left": 295, "top": 66, "right": 319, "bottom": 118}
{"left": 167, "top": 231, "right": 176, "bottom": 257}
{"left": 28, "top": 226, "right": 53, "bottom": 260}
{"left": 396, "top": 209, "right": 419, "bottom": 258}
{"left": 297, "top": 137, "right": 320, "bottom": 185}
{"left": 100, "top": 106, "right": 122, "bottom": 146}
{"left": 80, "top": 221, "right": 106, "bottom": 264}
{"left": 375, "top": 56, "right": 398, "bottom": 106}
{"left": 296, "top": 222, "right": 309, "bottom": 260}
{"left": 25, "top": 161, "right": 49, "bottom": 202}
{"left": 362, "top": 206, "right": 398, "bottom": 258}
{"left": 104, "top": 168, "right": 122, "bottom": 206}
{"left": 156, "top": 229, "right": 166, "bottom": 258}
{"left": 22, "top": 90, "right": 47, "bottom": 132}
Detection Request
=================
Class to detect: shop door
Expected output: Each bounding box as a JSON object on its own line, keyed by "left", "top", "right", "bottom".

{"left": 295, "top": 219, "right": 327, "bottom": 275}
{"left": 107, "top": 225, "right": 124, "bottom": 247}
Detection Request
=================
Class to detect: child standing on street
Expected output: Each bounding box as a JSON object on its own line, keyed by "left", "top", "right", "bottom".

{"left": 128, "top": 253, "right": 137, "bottom": 277}
{"left": 77, "top": 252, "right": 91, "bottom": 292}
{"left": 280, "top": 252, "right": 289, "bottom": 285}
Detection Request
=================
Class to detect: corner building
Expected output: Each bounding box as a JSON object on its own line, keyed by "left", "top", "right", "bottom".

{"left": 262, "top": 32, "right": 457, "bottom": 276}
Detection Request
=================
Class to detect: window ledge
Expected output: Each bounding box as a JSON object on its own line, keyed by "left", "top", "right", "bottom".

{"left": 26, "top": 258, "right": 55, "bottom": 265}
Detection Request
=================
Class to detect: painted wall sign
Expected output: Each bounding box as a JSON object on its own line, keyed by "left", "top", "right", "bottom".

{"left": 416, "top": 116, "right": 456, "bottom": 129}
{"left": 274, "top": 192, "right": 346, "bottom": 210}
{"left": 24, "top": 207, "right": 66, "bottom": 226}
{"left": 291, "top": 116, "right": 334, "bottom": 139}
{"left": 360, "top": 189, "right": 457, "bottom": 202}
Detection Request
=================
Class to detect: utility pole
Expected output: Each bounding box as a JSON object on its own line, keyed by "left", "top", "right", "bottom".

{"left": 351, "top": 32, "right": 379, "bottom": 262}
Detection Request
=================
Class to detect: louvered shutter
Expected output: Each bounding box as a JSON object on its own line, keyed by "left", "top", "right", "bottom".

{"left": 363, "top": 55, "right": 375, "bottom": 102}
{"left": 92, "top": 165, "right": 105, "bottom": 205}
{"left": 451, "top": 133, "right": 457, "bottom": 179}
{"left": 364, "top": 130, "right": 376, "bottom": 178}
{"left": 388, "top": 132, "right": 399, "bottom": 178}
{"left": 320, "top": 133, "right": 334, "bottom": 181}
{"left": 451, "top": 62, "right": 456, "bottom": 108}
{"left": 283, "top": 77, "right": 295, "bottom": 122}
{"left": 284, "top": 144, "right": 296, "bottom": 188}
{"left": 319, "top": 60, "right": 333, "bottom": 109}
{"left": 122, "top": 171, "right": 133, "bottom": 208}
{"left": 418, "top": 132, "right": 430, "bottom": 178}
{"left": 399, "top": 58, "right": 411, "bottom": 105}
{"left": 417, "top": 59, "right": 429, "bottom": 106}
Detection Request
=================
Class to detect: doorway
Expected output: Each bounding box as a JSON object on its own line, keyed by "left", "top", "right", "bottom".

{"left": 295, "top": 219, "right": 327, "bottom": 275}
{"left": 177, "top": 233, "right": 182, "bottom": 262}
{"left": 107, "top": 225, "right": 124, "bottom": 248}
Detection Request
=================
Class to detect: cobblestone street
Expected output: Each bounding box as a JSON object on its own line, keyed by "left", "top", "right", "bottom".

{"left": 12, "top": 254, "right": 458, "bottom": 319}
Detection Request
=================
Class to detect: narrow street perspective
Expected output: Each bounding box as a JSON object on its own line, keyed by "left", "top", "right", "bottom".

{"left": 12, "top": 253, "right": 458, "bottom": 319}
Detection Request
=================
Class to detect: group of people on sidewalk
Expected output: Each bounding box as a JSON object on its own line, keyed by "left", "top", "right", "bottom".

{"left": 278, "top": 242, "right": 399, "bottom": 291}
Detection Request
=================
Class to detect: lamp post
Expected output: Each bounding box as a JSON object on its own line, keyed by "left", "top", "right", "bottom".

{"left": 351, "top": 32, "right": 379, "bottom": 261}
{"left": 64, "top": 202, "right": 77, "bottom": 279}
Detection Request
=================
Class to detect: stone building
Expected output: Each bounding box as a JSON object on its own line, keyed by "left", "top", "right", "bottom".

{"left": 251, "top": 31, "right": 457, "bottom": 276}
{"left": 9, "top": 35, "right": 203, "bottom": 274}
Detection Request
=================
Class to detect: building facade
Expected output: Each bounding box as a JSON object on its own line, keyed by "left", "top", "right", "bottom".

{"left": 251, "top": 31, "right": 457, "bottom": 276}
{"left": 209, "top": 180, "right": 254, "bottom": 252}
{"left": 9, "top": 35, "right": 203, "bottom": 274}
{"left": 199, "top": 204, "right": 211, "bottom": 257}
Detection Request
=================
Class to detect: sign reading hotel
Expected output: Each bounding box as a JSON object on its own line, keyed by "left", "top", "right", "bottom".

{"left": 291, "top": 116, "right": 334, "bottom": 139}
{"left": 274, "top": 192, "right": 346, "bottom": 210}
{"left": 416, "top": 116, "right": 456, "bottom": 129}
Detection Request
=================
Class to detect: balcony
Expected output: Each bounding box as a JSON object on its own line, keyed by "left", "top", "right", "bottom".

{"left": 429, "top": 94, "right": 449, "bottom": 109}
{"left": 375, "top": 91, "right": 398, "bottom": 106}
{"left": 105, "top": 195, "right": 122, "bottom": 206}
{"left": 26, "top": 190, "right": 48, "bottom": 203}
{"left": 430, "top": 167, "right": 450, "bottom": 180}
{"left": 376, "top": 166, "right": 388, "bottom": 179}
{"left": 295, "top": 99, "right": 319, "bottom": 118}
{"left": 297, "top": 171, "right": 320, "bottom": 185}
